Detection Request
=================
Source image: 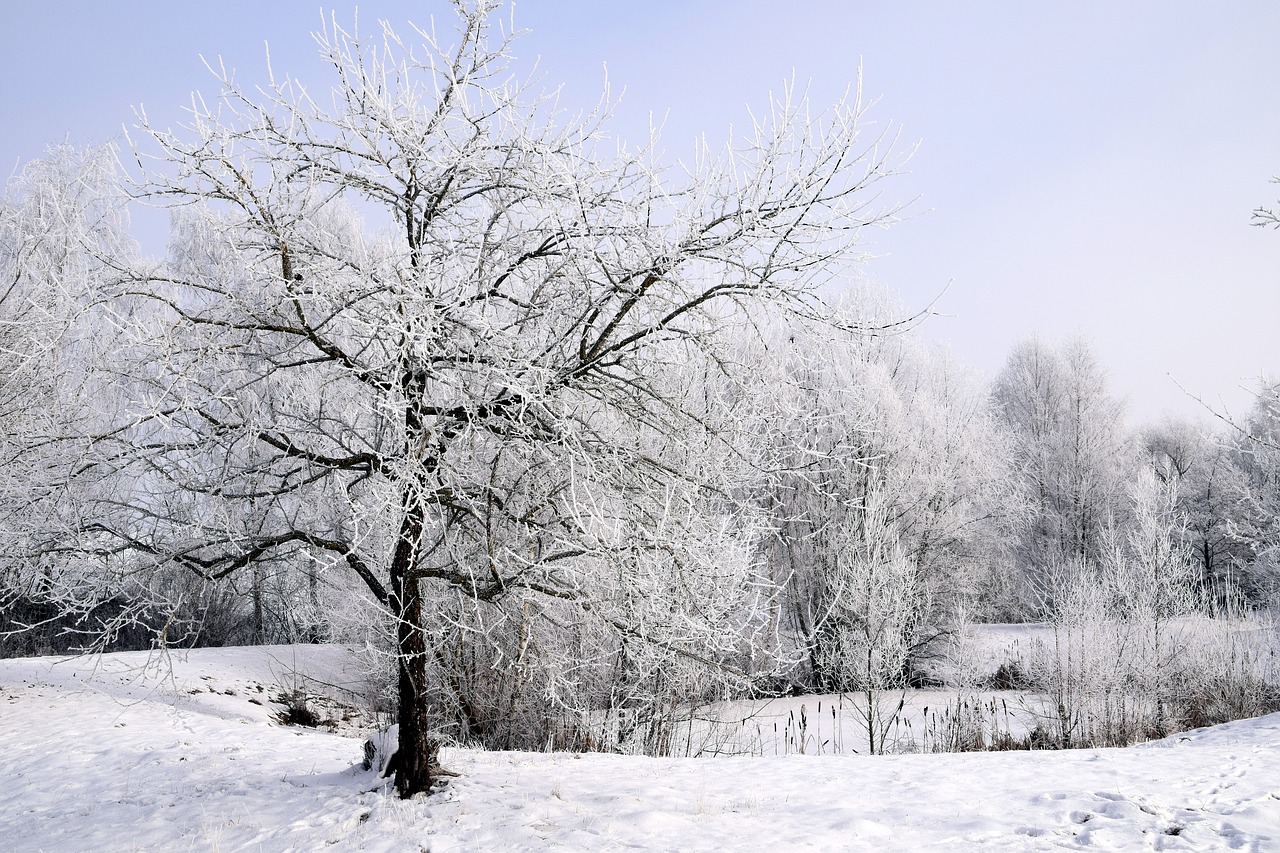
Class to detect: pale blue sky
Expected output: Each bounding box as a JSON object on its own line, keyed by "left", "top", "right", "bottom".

{"left": 3, "top": 1, "right": 1277, "bottom": 423}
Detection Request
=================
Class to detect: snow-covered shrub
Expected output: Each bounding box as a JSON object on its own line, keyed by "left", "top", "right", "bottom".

{"left": 1167, "top": 610, "right": 1280, "bottom": 729}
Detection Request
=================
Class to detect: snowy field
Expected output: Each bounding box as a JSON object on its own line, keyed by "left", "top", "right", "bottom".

{"left": 2, "top": 645, "right": 1278, "bottom": 851}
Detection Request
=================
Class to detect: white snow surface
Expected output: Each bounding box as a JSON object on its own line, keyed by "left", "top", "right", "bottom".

{"left": 2, "top": 645, "right": 1278, "bottom": 851}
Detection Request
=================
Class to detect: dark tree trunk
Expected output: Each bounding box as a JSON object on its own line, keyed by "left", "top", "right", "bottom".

{"left": 389, "top": 471, "right": 436, "bottom": 798}
{"left": 251, "top": 564, "right": 265, "bottom": 643}
{"left": 387, "top": 340, "right": 441, "bottom": 798}
{"left": 393, "top": 571, "right": 436, "bottom": 798}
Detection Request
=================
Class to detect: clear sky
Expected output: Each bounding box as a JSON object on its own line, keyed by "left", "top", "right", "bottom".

{"left": 2, "top": 1, "right": 1277, "bottom": 424}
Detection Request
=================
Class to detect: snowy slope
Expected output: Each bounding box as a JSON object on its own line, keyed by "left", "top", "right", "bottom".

{"left": 2, "top": 646, "right": 1277, "bottom": 851}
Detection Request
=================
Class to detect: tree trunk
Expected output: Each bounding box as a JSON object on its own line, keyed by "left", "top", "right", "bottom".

{"left": 393, "top": 572, "right": 436, "bottom": 798}
{"left": 390, "top": 473, "right": 436, "bottom": 798}
{"left": 251, "top": 564, "right": 265, "bottom": 643}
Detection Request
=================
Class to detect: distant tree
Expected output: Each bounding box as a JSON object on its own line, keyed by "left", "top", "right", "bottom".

{"left": 991, "top": 337, "right": 1130, "bottom": 592}
{"left": 758, "top": 298, "right": 1016, "bottom": 692}
{"left": 82, "top": 1, "right": 906, "bottom": 797}
{"left": 1229, "top": 378, "right": 1280, "bottom": 600}
{"left": 1142, "top": 417, "right": 1254, "bottom": 601}
{"left": 0, "top": 145, "right": 139, "bottom": 653}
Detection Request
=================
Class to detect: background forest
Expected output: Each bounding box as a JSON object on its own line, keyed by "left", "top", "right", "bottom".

{"left": 0, "top": 2, "right": 1277, "bottom": 798}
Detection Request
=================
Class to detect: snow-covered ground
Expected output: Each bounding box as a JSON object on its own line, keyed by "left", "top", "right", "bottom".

{"left": 2, "top": 645, "right": 1278, "bottom": 851}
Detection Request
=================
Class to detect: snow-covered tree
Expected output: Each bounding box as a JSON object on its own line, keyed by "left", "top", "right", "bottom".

{"left": 82, "top": 2, "right": 907, "bottom": 796}
{"left": 756, "top": 297, "right": 1016, "bottom": 692}
{"left": 1142, "top": 417, "right": 1255, "bottom": 602}
{"left": 0, "top": 145, "right": 139, "bottom": 653}
{"left": 991, "top": 337, "right": 1130, "bottom": 595}
{"left": 1230, "top": 378, "right": 1280, "bottom": 600}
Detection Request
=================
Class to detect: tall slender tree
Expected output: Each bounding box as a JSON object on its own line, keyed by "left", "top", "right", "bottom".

{"left": 992, "top": 337, "right": 1130, "bottom": 591}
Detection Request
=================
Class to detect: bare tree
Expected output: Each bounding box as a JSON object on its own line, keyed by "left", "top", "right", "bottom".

{"left": 82, "top": 2, "right": 907, "bottom": 796}
{"left": 759, "top": 298, "right": 1017, "bottom": 693}
{"left": 1028, "top": 468, "right": 1200, "bottom": 747}
{"left": 1142, "top": 417, "right": 1255, "bottom": 602}
{"left": 991, "top": 337, "right": 1131, "bottom": 597}
{"left": 811, "top": 491, "right": 927, "bottom": 754}
{"left": 0, "top": 145, "right": 141, "bottom": 653}
{"left": 1230, "top": 378, "right": 1280, "bottom": 599}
